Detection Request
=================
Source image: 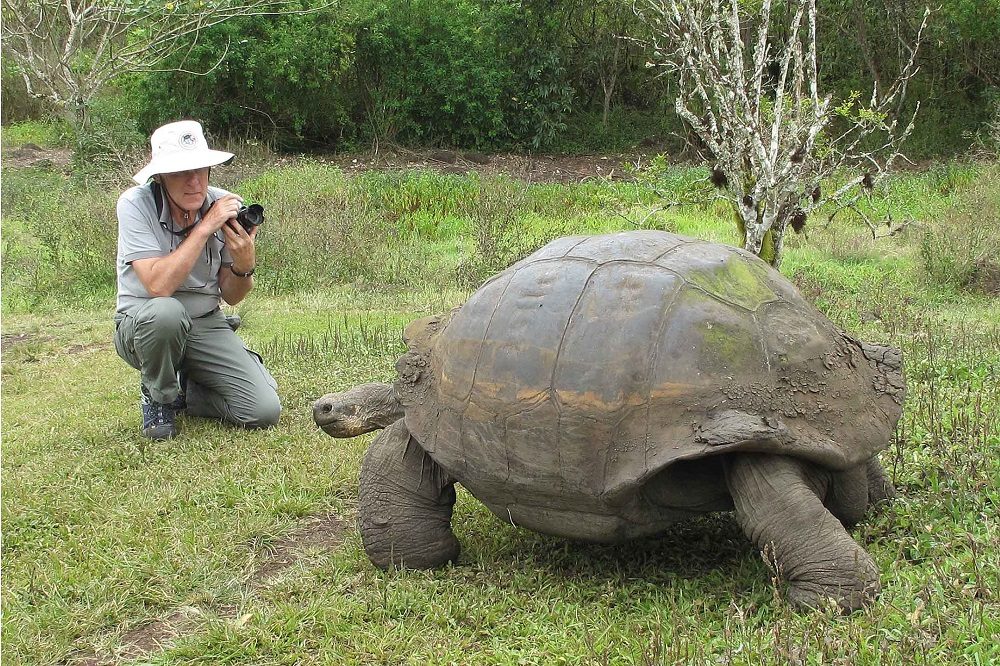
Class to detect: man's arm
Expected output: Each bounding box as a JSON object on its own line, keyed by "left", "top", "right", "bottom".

{"left": 132, "top": 195, "right": 242, "bottom": 297}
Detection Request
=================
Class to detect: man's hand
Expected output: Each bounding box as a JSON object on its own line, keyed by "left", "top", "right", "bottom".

{"left": 219, "top": 217, "right": 258, "bottom": 306}
{"left": 197, "top": 194, "right": 243, "bottom": 237}
{"left": 222, "top": 217, "right": 258, "bottom": 274}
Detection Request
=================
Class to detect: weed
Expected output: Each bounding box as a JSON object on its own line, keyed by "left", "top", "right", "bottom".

{"left": 455, "top": 174, "right": 540, "bottom": 287}
{"left": 919, "top": 169, "right": 1000, "bottom": 294}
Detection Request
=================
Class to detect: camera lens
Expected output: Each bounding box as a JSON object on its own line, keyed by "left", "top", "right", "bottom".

{"left": 236, "top": 204, "right": 264, "bottom": 230}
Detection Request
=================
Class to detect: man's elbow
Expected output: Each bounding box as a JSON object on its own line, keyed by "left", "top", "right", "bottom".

{"left": 222, "top": 288, "right": 250, "bottom": 306}
{"left": 146, "top": 284, "right": 175, "bottom": 298}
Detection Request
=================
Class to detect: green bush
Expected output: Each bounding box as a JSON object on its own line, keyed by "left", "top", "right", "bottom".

{"left": 129, "top": 0, "right": 580, "bottom": 151}
{"left": 1, "top": 119, "right": 73, "bottom": 149}
{"left": 354, "top": 0, "right": 514, "bottom": 148}
{"left": 137, "top": 9, "right": 358, "bottom": 149}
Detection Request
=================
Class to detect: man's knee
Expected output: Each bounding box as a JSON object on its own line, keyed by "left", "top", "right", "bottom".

{"left": 134, "top": 297, "right": 191, "bottom": 341}
{"left": 234, "top": 391, "right": 282, "bottom": 429}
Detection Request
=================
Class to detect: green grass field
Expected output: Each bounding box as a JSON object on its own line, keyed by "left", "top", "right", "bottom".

{"left": 2, "top": 145, "right": 998, "bottom": 665}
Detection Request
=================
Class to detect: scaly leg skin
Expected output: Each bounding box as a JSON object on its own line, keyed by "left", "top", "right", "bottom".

{"left": 865, "top": 456, "right": 897, "bottom": 507}
{"left": 358, "top": 419, "right": 460, "bottom": 569}
{"left": 725, "top": 453, "right": 880, "bottom": 612}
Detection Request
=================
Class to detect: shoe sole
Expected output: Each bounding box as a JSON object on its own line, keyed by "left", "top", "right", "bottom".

{"left": 142, "top": 425, "right": 179, "bottom": 440}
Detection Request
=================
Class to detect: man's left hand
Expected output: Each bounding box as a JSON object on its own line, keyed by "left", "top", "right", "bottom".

{"left": 223, "top": 219, "right": 257, "bottom": 274}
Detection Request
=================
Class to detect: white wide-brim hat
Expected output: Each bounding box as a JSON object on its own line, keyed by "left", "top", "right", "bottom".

{"left": 133, "top": 120, "right": 234, "bottom": 185}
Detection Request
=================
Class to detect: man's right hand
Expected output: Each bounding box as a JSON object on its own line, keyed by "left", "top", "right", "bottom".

{"left": 199, "top": 194, "right": 243, "bottom": 236}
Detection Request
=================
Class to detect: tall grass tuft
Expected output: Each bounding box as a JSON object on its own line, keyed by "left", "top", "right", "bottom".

{"left": 918, "top": 168, "right": 1000, "bottom": 294}
{"left": 1, "top": 168, "right": 119, "bottom": 311}
{"left": 238, "top": 164, "right": 443, "bottom": 293}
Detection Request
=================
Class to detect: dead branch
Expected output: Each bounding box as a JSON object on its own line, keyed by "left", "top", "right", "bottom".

{"left": 633, "top": 0, "right": 929, "bottom": 267}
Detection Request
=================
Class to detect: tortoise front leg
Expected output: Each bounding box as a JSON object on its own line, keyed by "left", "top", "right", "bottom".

{"left": 358, "top": 419, "right": 460, "bottom": 569}
{"left": 724, "top": 453, "right": 880, "bottom": 612}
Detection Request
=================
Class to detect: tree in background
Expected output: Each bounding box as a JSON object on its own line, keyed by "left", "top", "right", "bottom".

{"left": 0, "top": 0, "right": 319, "bottom": 150}
{"left": 565, "top": 0, "right": 638, "bottom": 127}
{"left": 635, "top": 0, "right": 928, "bottom": 266}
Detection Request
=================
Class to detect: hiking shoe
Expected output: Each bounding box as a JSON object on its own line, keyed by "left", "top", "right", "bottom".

{"left": 140, "top": 385, "right": 179, "bottom": 440}
{"left": 174, "top": 371, "right": 188, "bottom": 411}
{"left": 142, "top": 382, "right": 185, "bottom": 412}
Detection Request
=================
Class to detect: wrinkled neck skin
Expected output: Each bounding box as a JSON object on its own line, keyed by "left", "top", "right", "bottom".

{"left": 314, "top": 382, "right": 404, "bottom": 438}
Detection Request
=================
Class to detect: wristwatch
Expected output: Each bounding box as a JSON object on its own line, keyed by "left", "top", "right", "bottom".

{"left": 230, "top": 265, "right": 255, "bottom": 277}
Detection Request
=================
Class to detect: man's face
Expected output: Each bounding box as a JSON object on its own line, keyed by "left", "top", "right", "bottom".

{"left": 159, "top": 168, "right": 209, "bottom": 211}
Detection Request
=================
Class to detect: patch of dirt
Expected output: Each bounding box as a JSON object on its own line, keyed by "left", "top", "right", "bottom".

{"left": 2, "top": 141, "right": 668, "bottom": 184}
{"left": 69, "top": 609, "right": 201, "bottom": 666}
{"left": 2, "top": 142, "right": 73, "bottom": 169}
{"left": 307, "top": 148, "right": 652, "bottom": 184}
{"left": 62, "top": 513, "right": 346, "bottom": 666}
{"left": 1, "top": 332, "right": 41, "bottom": 350}
{"left": 209, "top": 145, "right": 669, "bottom": 187}
{"left": 252, "top": 513, "right": 346, "bottom": 582}
{"left": 971, "top": 259, "right": 1000, "bottom": 295}
{"left": 66, "top": 341, "right": 109, "bottom": 355}
{"left": 116, "top": 608, "right": 202, "bottom": 660}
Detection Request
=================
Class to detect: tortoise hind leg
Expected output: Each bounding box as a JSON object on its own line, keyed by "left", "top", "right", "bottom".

{"left": 865, "top": 456, "right": 897, "bottom": 507}
{"left": 724, "top": 453, "right": 880, "bottom": 612}
{"left": 825, "top": 456, "right": 897, "bottom": 529}
{"left": 358, "top": 420, "right": 460, "bottom": 569}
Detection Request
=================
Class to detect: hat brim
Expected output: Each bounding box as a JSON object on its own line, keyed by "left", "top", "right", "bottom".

{"left": 133, "top": 149, "right": 235, "bottom": 185}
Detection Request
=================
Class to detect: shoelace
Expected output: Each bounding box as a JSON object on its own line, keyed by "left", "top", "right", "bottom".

{"left": 146, "top": 402, "right": 171, "bottom": 425}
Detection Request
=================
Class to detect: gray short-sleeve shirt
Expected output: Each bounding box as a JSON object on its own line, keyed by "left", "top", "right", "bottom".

{"left": 116, "top": 184, "right": 235, "bottom": 317}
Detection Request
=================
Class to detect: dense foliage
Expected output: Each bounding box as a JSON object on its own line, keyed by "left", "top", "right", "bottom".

{"left": 6, "top": 0, "right": 996, "bottom": 156}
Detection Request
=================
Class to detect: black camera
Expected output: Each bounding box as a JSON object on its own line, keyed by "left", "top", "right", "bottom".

{"left": 235, "top": 204, "right": 265, "bottom": 232}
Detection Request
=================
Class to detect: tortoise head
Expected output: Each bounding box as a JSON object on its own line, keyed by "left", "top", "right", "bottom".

{"left": 313, "top": 382, "right": 404, "bottom": 438}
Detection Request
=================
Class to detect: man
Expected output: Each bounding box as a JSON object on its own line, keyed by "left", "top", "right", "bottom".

{"left": 114, "top": 120, "right": 281, "bottom": 439}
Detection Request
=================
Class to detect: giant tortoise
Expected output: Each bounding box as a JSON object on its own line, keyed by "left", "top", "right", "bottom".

{"left": 314, "top": 230, "right": 905, "bottom": 611}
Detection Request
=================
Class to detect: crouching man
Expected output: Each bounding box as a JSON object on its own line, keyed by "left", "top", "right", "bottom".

{"left": 114, "top": 120, "right": 281, "bottom": 439}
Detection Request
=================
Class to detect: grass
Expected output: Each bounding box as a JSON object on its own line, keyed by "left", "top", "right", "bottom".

{"left": 0, "top": 119, "right": 74, "bottom": 149}
{"left": 2, "top": 149, "right": 999, "bottom": 665}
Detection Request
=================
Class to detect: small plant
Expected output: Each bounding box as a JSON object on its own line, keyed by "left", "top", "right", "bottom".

{"left": 455, "top": 175, "right": 540, "bottom": 288}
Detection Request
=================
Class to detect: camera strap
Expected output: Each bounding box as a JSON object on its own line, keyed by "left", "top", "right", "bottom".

{"left": 150, "top": 180, "right": 219, "bottom": 238}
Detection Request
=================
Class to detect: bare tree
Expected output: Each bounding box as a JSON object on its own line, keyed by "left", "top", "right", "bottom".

{"left": 1, "top": 0, "right": 320, "bottom": 138}
{"left": 634, "top": 0, "right": 929, "bottom": 266}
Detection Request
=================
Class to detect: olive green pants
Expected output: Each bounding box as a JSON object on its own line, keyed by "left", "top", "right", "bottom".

{"left": 114, "top": 297, "right": 281, "bottom": 428}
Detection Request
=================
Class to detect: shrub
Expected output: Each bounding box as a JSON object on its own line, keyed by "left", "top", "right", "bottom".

{"left": 919, "top": 169, "right": 1000, "bottom": 294}
{"left": 1, "top": 169, "right": 118, "bottom": 311}
{"left": 136, "top": 10, "right": 358, "bottom": 149}
{"left": 1, "top": 119, "right": 73, "bottom": 149}
{"left": 455, "top": 175, "right": 544, "bottom": 287}
{"left": 354, "top": 0, "right": 514, "bottom": 149}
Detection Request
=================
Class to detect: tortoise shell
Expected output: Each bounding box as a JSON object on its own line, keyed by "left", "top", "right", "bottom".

{"left": 394, "top": 231, "right": 904, "bottom": 540}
